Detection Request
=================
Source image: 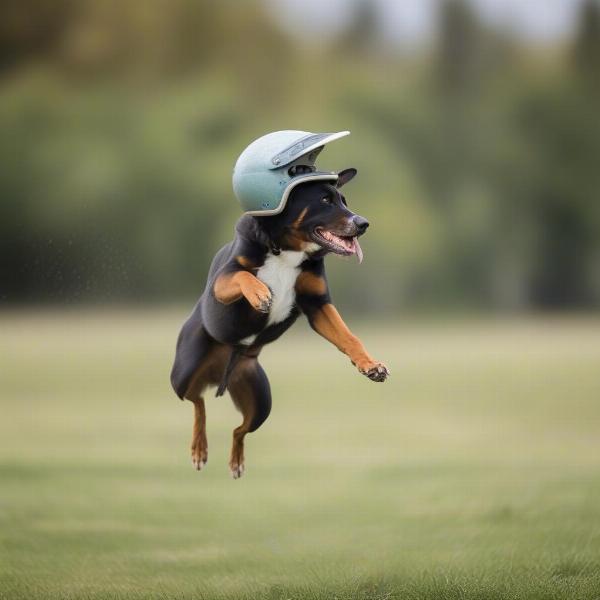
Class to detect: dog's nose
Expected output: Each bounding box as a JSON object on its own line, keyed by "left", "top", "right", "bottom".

{"left": 353, "top": 215, "right": 370, "bottom": 235}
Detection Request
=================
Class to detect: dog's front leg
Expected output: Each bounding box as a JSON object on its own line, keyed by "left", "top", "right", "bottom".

{"left": 307, "top": 303, "right": 389, "bottom": 382}
{"left": 214, "top": 269, "right": 272, "bottom": 313}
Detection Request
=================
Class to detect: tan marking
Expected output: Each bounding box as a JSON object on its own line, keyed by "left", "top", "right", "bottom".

{"left": 227, "top": 358, "right": 259, "bottom": 479}
{"left": 214, "top": 273, "right": 243, "bottom": 304}
{"left": 236, "top": 255, "right": 255, "bottom": 270}
{"left": 190, "top": 397, "right": 208, "bottom": 470}
{"left": 214, "top": 271, "right": 271, "bottom": 309}
{"left": 292, "top": 207, "right": 308, "bottom": 230}
{"left": 183, "top": 345, "right": 265, "bottom": 402}
{"left": 280, "top": 208, "right": 311, "bottom": 251}
{"left": 311, "top": 303, "right": 379, "bottom": 373}
{"left": 295, "top": 271, "right": 327, "bottom": 296}
{"left": 184, "top": 343, "right": 231, "bottom": 399}
{"left": 278, "top": 232, "right": 301, "bottom": 251}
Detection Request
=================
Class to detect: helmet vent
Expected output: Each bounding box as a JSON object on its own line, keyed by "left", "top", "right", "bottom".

{"left": 288, "top": 165, "right": 316, "bottom": 177}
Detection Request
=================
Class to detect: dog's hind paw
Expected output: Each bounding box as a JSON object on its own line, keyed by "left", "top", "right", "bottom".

{"left": 191, "top": 447, "right": 208, "bottom": 471}
{"left": 230, "top": 462, "right": 245, "bottom": 479}
{"left": 361, "top": 362, "right": 390, "bottom": 383}
{"left": 192, "top": 456, "right": 207, "bottom": 471}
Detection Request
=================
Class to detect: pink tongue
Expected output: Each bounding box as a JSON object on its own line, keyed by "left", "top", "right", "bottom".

{"left": 352, "top": 237, "right": 363, "bottom": 264}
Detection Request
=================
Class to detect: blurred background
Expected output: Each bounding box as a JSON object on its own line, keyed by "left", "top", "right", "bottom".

{"left": 2, "top": 0, "right": 599, "bottom": 312}
{"left": 2, "top": 2, "right": 600, "bottom": 599}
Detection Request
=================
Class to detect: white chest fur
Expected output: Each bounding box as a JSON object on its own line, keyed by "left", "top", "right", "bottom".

{"left": 257, "top": 250, "right": 305, "bottom": 326}
{"left": 238, "top": 250, "right": 307, "bottom": 346}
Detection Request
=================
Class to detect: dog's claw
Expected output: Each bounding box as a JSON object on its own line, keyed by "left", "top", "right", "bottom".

{"left": 192, "top": 457, "right": 207, "bottom": 471}
{"left": 362, "top": 363, "right": 390, "bottom": 383}
{"left": 230, "top": 463, "right": 245, "bottom": 479}
{"left": 250, "top": 285, "right": 272, "bottom": 313}
{"left": 191, "top": 452, "right": 207, "bottom": 471}
{"left": 191, "top": 445, "right": 208, "bottom": 471}
{"left": 256, "top": 295, "right": 272, "bottom": 313}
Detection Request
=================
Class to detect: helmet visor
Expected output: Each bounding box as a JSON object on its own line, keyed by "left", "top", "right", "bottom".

{"left": 269, "top": 131, "right": 350, "bottom": 169}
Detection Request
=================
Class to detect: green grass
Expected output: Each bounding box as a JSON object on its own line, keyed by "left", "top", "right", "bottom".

{"left": 2, "top": 309, "right": 600, "bottom": 599}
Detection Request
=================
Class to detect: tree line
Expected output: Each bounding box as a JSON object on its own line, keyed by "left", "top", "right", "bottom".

{"left": 1, "top": 0, "right": 599, "bottom": 311}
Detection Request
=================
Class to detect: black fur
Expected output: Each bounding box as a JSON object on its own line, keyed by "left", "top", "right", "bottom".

{"left": 170, "top": 172, "right": 366, "bottom": 407}
{"left": 228, "top": 359, "right": 272, "bottom": 433}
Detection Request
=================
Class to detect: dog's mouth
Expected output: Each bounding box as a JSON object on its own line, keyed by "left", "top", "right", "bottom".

{"left": 311, "top": 227, "right": 364, "bottom": 263}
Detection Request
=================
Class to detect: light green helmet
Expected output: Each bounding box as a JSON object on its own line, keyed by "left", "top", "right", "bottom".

{"left": 232, "top": 130, "right": 350, "bottom": 215}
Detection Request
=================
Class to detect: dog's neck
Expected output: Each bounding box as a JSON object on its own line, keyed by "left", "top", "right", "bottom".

{"left": 235, "top": 214, "right": 325, "bottom": 260}
{"left": 235, "top": 214, "right": 272, "bottom": 247}
{"left": 251, "top": 215, "right": 286, "bottom": 249}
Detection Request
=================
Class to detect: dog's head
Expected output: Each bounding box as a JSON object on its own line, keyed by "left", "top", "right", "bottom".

{"left": 256, "top": 168, "right": 368, "bottom": 262}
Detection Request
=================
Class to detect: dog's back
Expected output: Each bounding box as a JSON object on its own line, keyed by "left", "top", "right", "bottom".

{"left": 170, "top": 241, "right": 234, "bottom": 399}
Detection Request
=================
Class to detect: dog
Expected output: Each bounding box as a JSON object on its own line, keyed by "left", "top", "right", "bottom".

{"left": 170, "top": 167, "right": 389, "bottom": 478}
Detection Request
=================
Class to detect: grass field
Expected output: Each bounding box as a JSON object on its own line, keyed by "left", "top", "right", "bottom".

{"left": 1, "top": 309, "right": 600, "bottom": 600}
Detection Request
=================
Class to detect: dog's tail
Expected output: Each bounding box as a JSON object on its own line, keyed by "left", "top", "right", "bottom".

{"left": 216, "top": 346, "right": 243, "bottom": 397}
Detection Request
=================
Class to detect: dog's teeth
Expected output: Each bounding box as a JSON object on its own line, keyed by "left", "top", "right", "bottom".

{"left": 320, "top": 230, "right": 364, "bottom": 258}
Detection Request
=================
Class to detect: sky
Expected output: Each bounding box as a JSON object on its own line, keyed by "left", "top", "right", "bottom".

{"left": 265, "top": 0, "right": 584, "bottom": 50}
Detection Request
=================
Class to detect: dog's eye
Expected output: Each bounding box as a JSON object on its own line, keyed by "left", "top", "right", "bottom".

{"left": 321, "top": 197, "right": 333, "bottom": 205}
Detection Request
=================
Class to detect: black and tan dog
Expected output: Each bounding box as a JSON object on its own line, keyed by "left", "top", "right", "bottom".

{"left": 170, "top": 168, "right": 389, "bottom": 478}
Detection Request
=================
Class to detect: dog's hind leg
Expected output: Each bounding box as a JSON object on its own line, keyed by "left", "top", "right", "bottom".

{"left": 190, "top": 396, "right": 208, "bottom": 470}
{"left": 227, "top": 358, "right": 272, "bottom": 479}
{"left": 170, "top": 300, "right": 213, "bottom": 400}
{"left": 182, "top": 344, "right": 231, "bottom": 472}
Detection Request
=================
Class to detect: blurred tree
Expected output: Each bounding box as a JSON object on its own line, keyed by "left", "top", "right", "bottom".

{"left": 0, "top": 0, "right": 72, "bottom": 74}
{"left": 1, "top": 0, "right": 598, "bottom": 311}
{"left": 337, "top": 0, "right": 381, "bottom": 56}
{"left": 573, "top": 0, "right": 600, "bottom": 90}
{"left": 506, "top": 0, "right": 600, "bottom": 307}
{"left": 436, "top": 0, "right": 483, "bottom": 97}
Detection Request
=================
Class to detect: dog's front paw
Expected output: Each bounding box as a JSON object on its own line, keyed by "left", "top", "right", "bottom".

{"left": 243, "top": 280, "right": 272, "bottom": 313}
{"left": 359, "top": 361, "right": 390, "bottom": 383}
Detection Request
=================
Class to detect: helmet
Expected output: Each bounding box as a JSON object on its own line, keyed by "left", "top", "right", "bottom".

{"left": 232, "top": 130, "right": 350, "bottom": 215}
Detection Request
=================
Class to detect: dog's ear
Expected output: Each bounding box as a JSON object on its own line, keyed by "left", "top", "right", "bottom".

{"left": 336, "top": 168, "right": 357, "bottom": 188}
